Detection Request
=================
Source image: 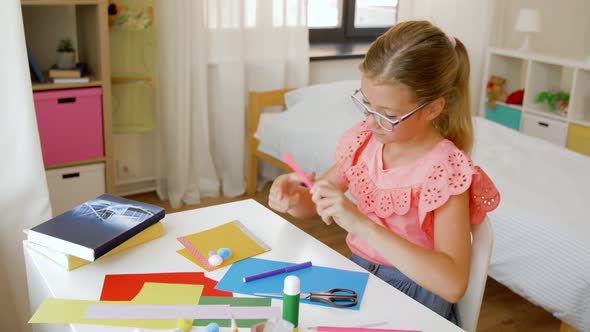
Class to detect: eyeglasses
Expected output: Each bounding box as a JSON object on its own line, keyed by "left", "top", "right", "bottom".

{"left": 350, "top": 89, "right": 429, "bottom": 131}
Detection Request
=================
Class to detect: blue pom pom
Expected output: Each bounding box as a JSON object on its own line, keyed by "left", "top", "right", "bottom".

{"left": 217, "top": 248, "right": 232, "bottom": 259}
{"left": 206, "top": 322, "right": 220, "bottom": 332}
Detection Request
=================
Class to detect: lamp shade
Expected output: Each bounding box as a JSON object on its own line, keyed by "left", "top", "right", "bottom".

{"left": 515, "top": 8, "right": 541, "bottom": 33}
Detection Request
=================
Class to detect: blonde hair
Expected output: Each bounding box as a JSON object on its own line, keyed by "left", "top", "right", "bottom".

{"left": 360, "top": 20, "right": 473, "bottom": 153}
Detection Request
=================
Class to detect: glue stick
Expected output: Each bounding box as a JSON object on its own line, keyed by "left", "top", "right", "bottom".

{"left": 231, "top": 315, "right": 238, "bottom": 332}
{"left": 282, "top": 275, "right": 300, "bottom": 328}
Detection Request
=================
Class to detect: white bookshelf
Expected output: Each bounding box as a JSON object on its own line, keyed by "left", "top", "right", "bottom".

{"left": 570, "top": 68, "right": 590, "bottom": 126}
{"left": 481, "top": 47, "right": 590, "bottom": 156}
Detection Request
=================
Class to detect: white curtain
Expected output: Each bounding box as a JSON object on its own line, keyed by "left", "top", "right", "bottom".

{"left": 154, "top": 0, "right": 309, "bottom": 208}
{"left": 0, "top": 1, "right": 52, "bottom": 331}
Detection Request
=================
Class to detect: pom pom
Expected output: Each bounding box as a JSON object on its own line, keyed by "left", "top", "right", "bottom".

{"left": 206, "top": 322, "right": 220, "bottom": 332}
{"left": 208, "top": 254, "right": 223, "bottom": 266}
{"left": 176, "top": 318, "right": 193, "bottom": 332}
{"left": 217, "top": 248, "right": 232, "bottom": 260}
{"left": 208, "top": 250, "right": 216, "bottom": 257}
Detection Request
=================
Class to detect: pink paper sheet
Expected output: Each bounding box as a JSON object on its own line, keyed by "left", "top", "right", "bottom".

{"left": 316, "top": 327, "right": 421, "bottom": 332}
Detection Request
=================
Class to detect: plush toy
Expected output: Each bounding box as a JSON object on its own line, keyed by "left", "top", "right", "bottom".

{"left": 486, "top": 75, "right": 508, "bottom": 108}
{"left": 535, "top": 91, "right": 570, "bottom": 115}
{"left": 505, "top": 89, "right": 524, "bottom": 105}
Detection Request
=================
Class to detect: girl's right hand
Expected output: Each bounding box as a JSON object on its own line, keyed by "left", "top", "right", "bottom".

{"left": 268, "top": 172, "right": 315, "bottom": 214}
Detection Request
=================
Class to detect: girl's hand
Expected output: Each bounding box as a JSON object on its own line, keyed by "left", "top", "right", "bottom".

{"left": 310, "top": 180, "right": 367, "bottom": 233}
{"left": 268, "top": 172, "right": 315, "bottom": 214}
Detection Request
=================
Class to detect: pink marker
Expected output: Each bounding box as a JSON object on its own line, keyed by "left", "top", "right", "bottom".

{"left": 282, "top": 153, "right": 314, "bottom": 189}
{"left": 309, "top": 328, "right": 421, "bottom": 332}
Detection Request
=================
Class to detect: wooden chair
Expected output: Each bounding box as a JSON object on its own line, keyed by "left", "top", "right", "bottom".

{"left": 246, "top": 88, "right": 293, "bottom": 195}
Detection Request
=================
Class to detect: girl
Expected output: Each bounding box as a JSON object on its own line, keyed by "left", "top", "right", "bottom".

{"left": 268, "top": 20, "right": 500, "bottom": 324}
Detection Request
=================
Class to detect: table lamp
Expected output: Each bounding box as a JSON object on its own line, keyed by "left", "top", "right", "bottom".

{"left": 515, "top": 8, "right": 541, "bottom": 51}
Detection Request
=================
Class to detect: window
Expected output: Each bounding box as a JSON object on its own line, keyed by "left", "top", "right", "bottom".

{"left": 308, "top": 0, "right": 398, "bottom": 43}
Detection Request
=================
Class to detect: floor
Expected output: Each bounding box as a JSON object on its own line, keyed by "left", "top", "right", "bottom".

{"left": 127, "top": 189, "right": 562, "bottom": 332}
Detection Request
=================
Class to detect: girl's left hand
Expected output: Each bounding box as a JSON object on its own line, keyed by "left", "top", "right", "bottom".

{"left": 310, "top": 180, "right": 367, "bottom": 234}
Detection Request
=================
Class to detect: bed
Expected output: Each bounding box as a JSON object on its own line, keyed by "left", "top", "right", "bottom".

{"left": 246, "top": 81, "right": 590, "bottom": 332}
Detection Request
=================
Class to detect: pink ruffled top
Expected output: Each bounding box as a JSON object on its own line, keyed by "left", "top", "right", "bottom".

{"left": 334, "top": 121, "right": 500, "bottom": 266}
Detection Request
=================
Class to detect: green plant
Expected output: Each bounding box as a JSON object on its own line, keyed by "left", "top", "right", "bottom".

{"left": 534, "top": 91, "right": 570, "bottom": 112}
{"left": 57, "top": 39, "right": 75, "bottom": 53}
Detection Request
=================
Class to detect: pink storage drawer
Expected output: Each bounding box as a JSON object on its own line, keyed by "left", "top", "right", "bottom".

{"left": 33, "top": 87, "right": 104, "bottom": 166}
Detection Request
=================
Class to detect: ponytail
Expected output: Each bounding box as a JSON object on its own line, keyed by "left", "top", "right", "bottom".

{"left": 432, "top": 38, "right": 473, "bottom": 153}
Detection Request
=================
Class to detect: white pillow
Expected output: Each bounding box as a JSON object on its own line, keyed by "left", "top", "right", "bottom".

{"left": 256, "top": 80, "right": 364, "bottom": 176}
{"left": 284, "top": 80, "right": 361, "bottom": 109}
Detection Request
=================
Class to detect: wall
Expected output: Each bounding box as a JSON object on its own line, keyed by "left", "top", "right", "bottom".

{"left": 493, "top": 0, "right": 590, "bottom": 58}
{"left": 114, "top": 132, "right": 157, "bottom": 195}
{"left": 309, "top": 58, "right": 362, "bottom": 84}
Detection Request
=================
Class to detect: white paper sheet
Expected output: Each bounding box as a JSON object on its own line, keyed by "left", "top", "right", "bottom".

{"left": 84, "top": 304, "right": 281, "bottom": 320}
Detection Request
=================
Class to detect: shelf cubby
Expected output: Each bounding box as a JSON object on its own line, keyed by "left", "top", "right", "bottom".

{"left": 570, "top": 68, "right": 590, "bottom": 124}
{"left": 488, "top": 53, "right": 527, "bottom": 96}
{"left": 524, "top": 61, "right": 574, "bottom": 119}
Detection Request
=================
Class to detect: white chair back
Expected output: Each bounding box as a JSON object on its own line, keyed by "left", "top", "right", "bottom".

{"left": 457, "top": 217, "right": 494, "bottom": 332}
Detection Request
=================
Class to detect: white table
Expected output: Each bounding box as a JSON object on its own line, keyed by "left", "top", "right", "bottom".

{"left": 25, "top": 199, "right": 464, "bottom": 332}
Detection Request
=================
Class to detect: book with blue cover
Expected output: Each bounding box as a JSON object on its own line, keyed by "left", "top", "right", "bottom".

{"left": 27, "top": 194, "right": 165, "bottom": 261}
{"left": 27, "top": 47, "right": 46, "bottom": 83}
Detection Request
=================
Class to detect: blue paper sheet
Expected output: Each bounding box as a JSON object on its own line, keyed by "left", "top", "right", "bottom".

{"left": 215, "top": 258, "right": 369, "bottom": 310}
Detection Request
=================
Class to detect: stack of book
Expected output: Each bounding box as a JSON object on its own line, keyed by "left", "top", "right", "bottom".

{"left": 24, "top": 194, "right": 166, "bottom": 271}
{"left": 48, "top": 63, "right": 90, "bottom": 84}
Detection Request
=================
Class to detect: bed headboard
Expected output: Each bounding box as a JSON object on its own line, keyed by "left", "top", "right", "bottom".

{"left": 246, "top": 88, "right": 293, "bottom": 194}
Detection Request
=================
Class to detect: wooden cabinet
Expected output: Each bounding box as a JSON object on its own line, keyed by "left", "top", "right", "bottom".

{"left": 22, "top": 0, "right": 114, "bottom": 215}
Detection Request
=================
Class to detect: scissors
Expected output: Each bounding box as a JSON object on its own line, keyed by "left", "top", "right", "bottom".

{"left": 254, "top": 288, "right": 358, "bottom": 308}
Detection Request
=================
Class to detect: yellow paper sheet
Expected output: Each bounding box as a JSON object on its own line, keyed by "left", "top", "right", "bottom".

{"left": 131, "top": 282, "right": 202, "bottom": 304}
{"left": 177, "top": 220, "right": 270, "bottom": 270}
{"left": 29, "top": 282, "right": 203, "bottom": 329}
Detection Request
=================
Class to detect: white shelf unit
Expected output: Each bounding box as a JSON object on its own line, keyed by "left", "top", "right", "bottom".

{"left": 481, "top": 47, "right": 590, "bottom": 155}
{"left": 570, "top": 68, "right": 590, "bottom": 126}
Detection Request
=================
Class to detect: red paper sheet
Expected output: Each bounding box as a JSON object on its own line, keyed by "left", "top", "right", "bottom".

{"left": 100, "top": 272, "right": 232, "bottom": 301}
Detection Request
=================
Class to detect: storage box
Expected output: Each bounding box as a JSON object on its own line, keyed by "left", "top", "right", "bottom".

{"left": 46, "top": 163, "right": 106, "bottom": 216}
{"left": 33, "top": 87, "right": 104, "bottom": 166}
{"left": 485, "top": 103, "right": 521, "bottom": 131}
{"left": 567, "top": 123, "right": 590, "bottom": 157}
{"left": 521, "top": 113, "right": 567, "bottom": 146}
